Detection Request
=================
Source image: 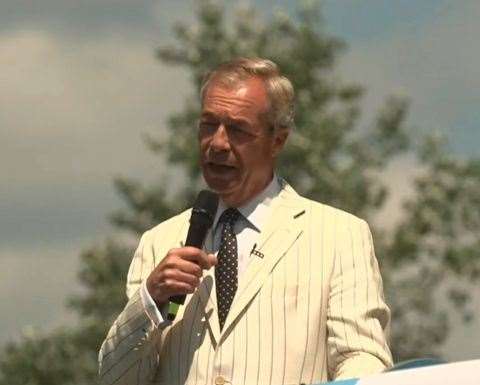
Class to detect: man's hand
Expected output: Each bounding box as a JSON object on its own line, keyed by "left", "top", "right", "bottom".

{"left": 146, "top": 247, "right": 217, "bottom": 306}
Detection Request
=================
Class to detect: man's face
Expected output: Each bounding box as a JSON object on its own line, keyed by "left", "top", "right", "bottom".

{"left": 199, "top": 77, "right": 288, "bottom": 207}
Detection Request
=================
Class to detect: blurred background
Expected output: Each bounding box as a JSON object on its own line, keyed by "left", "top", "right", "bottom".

{"left": 1, "top": 1, "right": 479, "bottom": 383}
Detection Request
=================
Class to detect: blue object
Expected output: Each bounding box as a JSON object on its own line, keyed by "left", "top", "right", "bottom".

{"left": 318, "top": 379, "right": 359, "bottom": 385}
{"left": 384, "top": 358, "right": 446, "bottom": 372}
{"left": 315, "top": 358, "right": 447, "bottom": 384}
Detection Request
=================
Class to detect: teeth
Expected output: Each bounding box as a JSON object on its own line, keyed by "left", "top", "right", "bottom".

{"left": 210, "top": 163, "right": 234, "bottom": 170}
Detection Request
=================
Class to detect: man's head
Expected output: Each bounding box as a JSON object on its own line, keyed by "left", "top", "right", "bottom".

{"left": 198, "top": 57, "right": 294, "bottom": 207}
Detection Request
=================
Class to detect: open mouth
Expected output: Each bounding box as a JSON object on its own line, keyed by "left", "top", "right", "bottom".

{"left": 207, "top": 162, "right": 237, "bottom": 174}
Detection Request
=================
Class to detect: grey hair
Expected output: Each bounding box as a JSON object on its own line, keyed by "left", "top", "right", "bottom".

{"left": 200, "top": 57, "right": 295, "bottom": 132}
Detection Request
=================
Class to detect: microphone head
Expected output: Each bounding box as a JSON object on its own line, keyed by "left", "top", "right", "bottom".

{"left": 191, "top": 190, "right": 219, "bottom": 227}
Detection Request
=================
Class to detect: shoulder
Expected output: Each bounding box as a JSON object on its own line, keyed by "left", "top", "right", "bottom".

{"left": 311, "top": 198, "right": 366, "bottom": 228}
{"left": 150, "top": 208, "right": 191, "bottom": 232}
{"left": 140, "top": 208, "right": 192, "bottom": 245}
{"left": 279, "top": 178, "right": 367, "bottom": 229}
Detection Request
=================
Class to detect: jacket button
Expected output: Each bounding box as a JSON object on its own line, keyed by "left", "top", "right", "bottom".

{"left": 215, "top": 375, "right": 226, "bottom": 385}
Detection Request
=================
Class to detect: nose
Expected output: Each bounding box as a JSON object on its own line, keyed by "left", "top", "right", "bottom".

{"left": 210, "top": 123, "right": 230, "bottom": 152}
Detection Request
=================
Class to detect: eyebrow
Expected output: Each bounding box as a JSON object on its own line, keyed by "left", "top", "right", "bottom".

{"left": 200, "top": 112, "right": 217, "bottom": 120}
{"left": 200, "top": 112, "right": 251, "bottom": 127}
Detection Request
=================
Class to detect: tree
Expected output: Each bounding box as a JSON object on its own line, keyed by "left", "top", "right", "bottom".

{"left": 1, "top": 1, "right": 479, "bottom": 383}
{"left": 0, "top": 241, "right": 132, "bottom": 385}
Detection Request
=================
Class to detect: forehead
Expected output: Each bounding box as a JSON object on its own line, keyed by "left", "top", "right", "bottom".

{"left": 201, "top": 77, "right": 269, "bottom": 119}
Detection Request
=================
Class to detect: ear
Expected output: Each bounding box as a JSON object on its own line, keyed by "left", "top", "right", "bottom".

{"left": 271, "top": 128, "right": 289, "bottom": 157}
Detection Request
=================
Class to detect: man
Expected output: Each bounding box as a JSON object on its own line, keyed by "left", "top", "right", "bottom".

{"left": 99, "top": 57, "right": 392, "bottom": 385}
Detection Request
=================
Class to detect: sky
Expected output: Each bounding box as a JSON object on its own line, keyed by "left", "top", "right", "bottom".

{"left": 1, "top": 0, "right": 479, "bottom": 361}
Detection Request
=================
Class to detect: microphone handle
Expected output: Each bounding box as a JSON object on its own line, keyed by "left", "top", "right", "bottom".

{"left": 169, "top": 221, "right": 210, "bottom": 305}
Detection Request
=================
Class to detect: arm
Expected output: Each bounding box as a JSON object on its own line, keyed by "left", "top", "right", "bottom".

{"left": 98, "top": 229, "right": 216, "bottom": 385}
{"left": 327, "top": 218, "right": 393, "bottom": 380}
{"left": 98, "top": 230, "right": 164, "bottom": 385}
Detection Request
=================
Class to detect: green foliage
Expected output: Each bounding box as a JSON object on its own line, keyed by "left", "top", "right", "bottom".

{"left": 1, "top": 0, "right": 479, "bottom": 382}
{"left": 384, "top": 135, "right": 480, "bottom": 359}
{"left": 0, "top": 329, "right": 95, "bottom": 385}
{"left": 0, "top": 241, "right": 132, "bottom": 385}
{"left": 68, "top": 240, "right": 133, "bottom": 324}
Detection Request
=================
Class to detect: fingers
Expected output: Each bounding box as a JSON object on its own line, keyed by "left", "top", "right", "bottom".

{"left": 161, "top": 267, "right": 200, "bottom": 288}
{"left": 146, "top": 247, "right": 217, "bottom": 305}
{"left": 171, "top": 247, "right": 216, "bottom": 270}
{"left": 174, "top": 258, "right": 203, "bottom": 277}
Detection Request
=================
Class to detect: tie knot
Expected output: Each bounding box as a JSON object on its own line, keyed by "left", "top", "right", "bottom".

{"left": 219, "top": 208, "right": 240, "bottom": 225}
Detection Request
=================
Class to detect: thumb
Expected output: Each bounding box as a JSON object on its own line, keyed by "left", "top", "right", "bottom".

{"left": 207, "top": 253, "right": 217, "bottom": 268}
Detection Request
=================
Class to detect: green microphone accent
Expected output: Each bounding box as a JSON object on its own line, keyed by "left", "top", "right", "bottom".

{"left": 167, "top": 302, "right": 180, "bottom": 321}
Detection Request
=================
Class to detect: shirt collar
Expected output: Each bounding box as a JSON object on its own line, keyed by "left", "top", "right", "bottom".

{"left": 213, "top": 175, "right": 281, "bottom": 233}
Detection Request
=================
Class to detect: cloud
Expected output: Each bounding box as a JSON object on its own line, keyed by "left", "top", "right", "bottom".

{"left": 1, "top": 29, "right": 189, "bottom": 183}
{"left": 0, "top": 0, "right": 199, "bottom": 345}
{"left": 337, "top": 0, "right": 480, "bottom": 154}
{"left": 0, "top": 1, "right": 168, "bottom": 40}
{"left": 0, "top": 1, "right": 200, "bottom": 346}
{"left": 0, "top": 246, "right": 80, "bottom": 346}
{"left": 335, "top": 4, "right": 480, "bottom": 359}
{"left": 0, "top": 29, "right": 190, "bottom": 248}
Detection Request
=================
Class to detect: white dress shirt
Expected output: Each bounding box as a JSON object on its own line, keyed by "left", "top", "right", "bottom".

{"left": 140, "top": 176, "right": 282, "bottom": 327}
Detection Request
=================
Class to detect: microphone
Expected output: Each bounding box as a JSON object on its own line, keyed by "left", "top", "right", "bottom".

{"left": 167, "top": 190, "right": 219, "bottom": 320}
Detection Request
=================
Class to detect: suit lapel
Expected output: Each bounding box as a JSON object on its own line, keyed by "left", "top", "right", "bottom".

{"left": 175, "top": 216, "right": 222, "bottom": 344}
{"left": 219, "top": 184, "right": 306, "bottom": 340}
{"left": 197, "top": 264, "right": 221, "bottom": 344}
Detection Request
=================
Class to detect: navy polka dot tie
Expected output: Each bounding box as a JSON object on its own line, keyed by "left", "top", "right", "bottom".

{"left": 215, "top": 208, "right": 240, "bottom": 330}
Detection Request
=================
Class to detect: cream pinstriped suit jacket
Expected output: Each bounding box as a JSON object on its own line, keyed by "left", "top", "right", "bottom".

{"left": 99, "top": 181, "right": 393, "bottom": 385}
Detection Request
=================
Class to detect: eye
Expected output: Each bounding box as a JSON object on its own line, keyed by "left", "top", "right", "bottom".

{"left": 227, "top": 123, "right": 242, "bottom": 133}
{"left": 226, "top": 123, "right": 254, "bottom": 140}
{"left": 198, "top": 120, "right": 218, "bottom": 135}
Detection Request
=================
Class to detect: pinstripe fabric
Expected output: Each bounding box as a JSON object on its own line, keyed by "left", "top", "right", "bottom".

{"left": 99, "top": 180, "right": 393, "bottom": 385}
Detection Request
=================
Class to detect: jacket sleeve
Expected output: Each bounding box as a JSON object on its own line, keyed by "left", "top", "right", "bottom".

{"left": 327, "top": 218, "right": 393, "bottom": 380}
{"left": 98, "top": 230, "right": 167, "bottom": 385}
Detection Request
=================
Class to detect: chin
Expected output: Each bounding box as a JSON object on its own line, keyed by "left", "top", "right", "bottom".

{"left": 205, "top": 179, "right": 236, "bottom": 194}
{"left": 203, "top": 167, "right": 238, "bottom": 189}
{"left": 204, "top": 177, "right": 242, "bottom": 202}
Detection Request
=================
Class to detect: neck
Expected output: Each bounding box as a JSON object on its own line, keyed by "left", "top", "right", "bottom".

{"left": 220, "top": 174, "right": 274, "bottom": 208}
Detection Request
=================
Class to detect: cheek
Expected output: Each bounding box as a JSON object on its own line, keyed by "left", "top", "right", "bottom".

{"left": 199, "top": 138, "right": 210, "bottom": 156}
{"left": 252, "top": 141, "right": 273, "bottom": 161}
